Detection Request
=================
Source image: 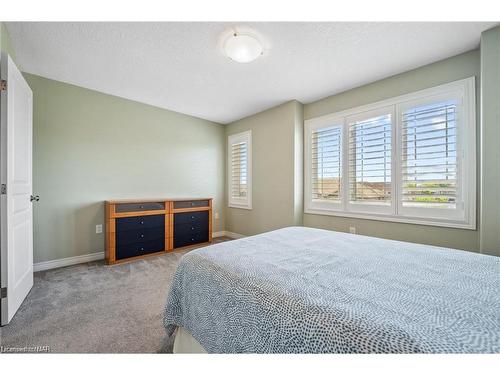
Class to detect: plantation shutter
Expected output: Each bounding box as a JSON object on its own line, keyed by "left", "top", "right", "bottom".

{"left": 311, "top": 125, "right": 342, "bottom": 202}
{"left": 228, "top": 131, "right": 252, "bottom": 209}
{"left": 305, "top": 78, "right": 474, "bottom": 227}
{"left": 348, "top": 113, "right": 392, "bottom": 204}
{"left": 401, "top": 100, "right": 458, "bottom": 208}
{"left": 231, "top": 141, "right": 248, "bottom": 199}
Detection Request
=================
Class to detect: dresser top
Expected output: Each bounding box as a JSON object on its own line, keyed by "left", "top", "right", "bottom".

{"left": 106, "top": 198, "right": 212, "bottom": 204}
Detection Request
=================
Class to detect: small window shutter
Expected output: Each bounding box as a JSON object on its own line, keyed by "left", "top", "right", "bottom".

{"left": 231, "top": 141, "right": 248, "bottom": 199}
{"left": 401, "top": 100, "right": 458, "bottom": 208}
{"left": 348, "top": 114, "right": 392, "bottom": 203}
{"left": 311, "top": 126, "right": 342, "bottom": 202}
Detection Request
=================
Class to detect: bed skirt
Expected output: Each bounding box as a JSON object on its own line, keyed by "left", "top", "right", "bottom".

{"left": 173, "top": 327, "right": 207, "bottom": 354}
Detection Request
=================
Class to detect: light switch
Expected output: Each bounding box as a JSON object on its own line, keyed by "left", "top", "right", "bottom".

{"left": 96, "top": 224, "right": 103, "bottom": 234}
{"left": 214, "top": 212, "right": 219, "bottom": 220}
{"left": 349, "top": 226, "right": 356, "bottom": 234}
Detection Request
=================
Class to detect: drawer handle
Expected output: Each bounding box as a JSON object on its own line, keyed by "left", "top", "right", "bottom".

{"left": 191, "top": 238, "right": 194, "bottom": 241}
{"left": 140, "top": 205, "right": 144, "bottom": 209}
{"left": 191, "top": 227, "right": 194, "bottom": 230}
{"left": 140, "top": 234, "right": 144, "bottom": 238}
{"left": 140, "top": 247, "right": 144, "bottom": 251}
{"left": 140, "top": 220, "right": 144, "bottom": 225}
{"left": 191, "top": 202, "right": 195, "bottom": 206}
{"left": 191, "top": 216, "right": 195, "bottom": 219}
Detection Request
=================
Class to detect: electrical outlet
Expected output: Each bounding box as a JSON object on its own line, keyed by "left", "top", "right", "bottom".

{"left": 349, "top": 226, "right": 356, "bottom": 234}
{"left": 214, "top": 212, "right": 219, "bottom": 220}
{"left": 96, "top": 224, "right": 103, "bottom": 234}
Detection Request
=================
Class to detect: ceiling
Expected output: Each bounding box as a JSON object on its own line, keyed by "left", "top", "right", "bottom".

{"left": 6, "top": 22, "right": 497, "bottom": 124}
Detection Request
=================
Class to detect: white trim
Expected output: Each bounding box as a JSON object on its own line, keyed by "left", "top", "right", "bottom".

{"left": 213, "top": 231, "right": 246, "bottom": 239}
{"left": 33, "top": 251, "right": 104, "bottom": 272}
{"left": 213, "top": 230, "right": 246, "bottom": 239}
{"left": 228, "top": 130, "right": 252, "bottom": 210}
{"left": 304, "top": 77, "right": 477, "bottom": 230}
{"left": 34, "top": 232, "right": 247, "bottom": 272}
{"left": 223, "top": 231, "right": 246, "bottom": 239}
{"left": 304, "top": 208, "right": 475, "bottom": 230}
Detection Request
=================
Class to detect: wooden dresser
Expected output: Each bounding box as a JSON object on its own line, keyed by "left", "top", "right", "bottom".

{"left": 105, "top": 198, "right": 212, "bottom": 265}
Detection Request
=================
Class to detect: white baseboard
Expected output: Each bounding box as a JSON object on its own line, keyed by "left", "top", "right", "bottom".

{"left": 213, "top": 231, "right": 245, "bottom": 239}
{"left": 34, "top": 251, "right": 105, "bottom": 272}
{"left": 34, "top": 231, "right": 245, "bottom": 272}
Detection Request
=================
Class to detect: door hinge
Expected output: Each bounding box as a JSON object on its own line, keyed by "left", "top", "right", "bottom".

{"left": 1, "top": 184, "right": 6, "bottom": 195}
{"left": 0, "top": 287, "right": 6, "bottom": 299}
{"left": 0, "top": 80, "right": 6, "bottom": 91}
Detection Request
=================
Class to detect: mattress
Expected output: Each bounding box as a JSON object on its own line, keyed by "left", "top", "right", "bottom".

{"left": 164, "top": 226, "right": 500, "bottom": 353}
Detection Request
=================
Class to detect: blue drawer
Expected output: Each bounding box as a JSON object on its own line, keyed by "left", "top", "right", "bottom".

{"left": 116, "top": 214, "right": 165, "bottom": 232}
{"left": 116, "top": 227, "right": 164, "bottom": 246}
{"left": 174, "top": 211, "right": 209, "bottom": 226}
{"left": 174, "top": 231, "right": 209, "bottom": 248}
{"left": 115, "top": 239, "right": 165, "bottom": 260}
{"left": 174, "top": 222, "right": 207, "bottom": 237}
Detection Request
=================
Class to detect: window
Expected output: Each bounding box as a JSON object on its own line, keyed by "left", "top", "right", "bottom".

{"left": 398, "top": 97, "right": 464, "bottom": 221}
{"left": 228, "top": 131, "right": 252, "bottom": 209}
{"left": 347, "top": 108, "right": 393, "bottom": 214}
{"left": 306, "top": 122, "right": 343, "bottom": 211}
{"left": 305, "top": 78, "right": 476, "bottom": 229}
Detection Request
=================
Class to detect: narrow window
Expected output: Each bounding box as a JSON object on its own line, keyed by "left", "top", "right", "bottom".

{"left": 347, "top": 109, "right": 393, "bottom": 214}
{"left": 401, "top": 100, "right": 457, "bottom": 209}
{"left": 228, "top": 131, "right": 252, "bottom": 209}
{"left": 312, "top": 125, "right": 342, "bottom": 203}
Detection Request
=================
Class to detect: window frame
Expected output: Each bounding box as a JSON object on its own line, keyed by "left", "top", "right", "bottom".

{"left": 228, "top": 130, "right": 252, "bottom": 210}
{"left": 304, "top": 77, "right": 476, "bottom": 230}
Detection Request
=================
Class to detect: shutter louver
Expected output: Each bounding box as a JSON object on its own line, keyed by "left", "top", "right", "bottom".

{"left": 401, "top": 100, "right": 458, "bottom": 208}
{"left": 311, "top": 126, "right": 342, "bottom": 202}
{"left": 231, "top": 141, "right": 248, "bottom": 199}
{"left": 349, "top": 114, "right": 392, "bottom": 203}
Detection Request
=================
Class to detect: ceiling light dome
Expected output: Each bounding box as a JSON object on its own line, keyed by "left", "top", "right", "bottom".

{"left": 223, "top": 33, "right": 263, "bottom": 63}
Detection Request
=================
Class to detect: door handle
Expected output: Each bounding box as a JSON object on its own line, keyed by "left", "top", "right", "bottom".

{"left": 30, "top": 195, "right": 40, "bottom": 202}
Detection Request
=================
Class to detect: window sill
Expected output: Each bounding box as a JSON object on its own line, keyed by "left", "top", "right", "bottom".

{"left": 304, "top": 208, "right": 476, "bottom": 230}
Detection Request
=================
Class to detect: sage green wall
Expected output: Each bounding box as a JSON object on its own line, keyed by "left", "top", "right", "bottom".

{"left": 293, "top": 102, "right": 304, "bottom": 225}
{"left": 304, "top": 50, "right": 481, "bottom": 252}
{"left": 225, "top": 100, "right": 303, "bottom": 235}
{"left": 25, "top": 73, "right": 226, "bottom": 263}
{"left": 479, "top": 26, "right": 500, "bottom": 256}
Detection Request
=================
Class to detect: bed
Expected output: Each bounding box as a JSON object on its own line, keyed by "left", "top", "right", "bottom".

{"left": 163, "top": 226, "right": 500, "bottom": 353}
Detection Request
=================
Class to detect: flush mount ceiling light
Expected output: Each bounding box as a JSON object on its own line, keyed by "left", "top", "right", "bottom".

{"left": 223, "top": 32, "right": 263, "bottom": 63}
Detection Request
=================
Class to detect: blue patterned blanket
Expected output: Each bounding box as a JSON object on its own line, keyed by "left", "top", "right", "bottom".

{"left": 164, "top": 227, "right": 500, "bottom": 353}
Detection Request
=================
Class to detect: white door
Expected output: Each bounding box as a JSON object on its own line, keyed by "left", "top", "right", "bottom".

{"left": 0, "top": 53, "right": 34, "bottom": 325}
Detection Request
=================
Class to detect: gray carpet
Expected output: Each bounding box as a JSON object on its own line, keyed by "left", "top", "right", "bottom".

{"left": 0, "top": 237, "right": 232, "bottom": 353}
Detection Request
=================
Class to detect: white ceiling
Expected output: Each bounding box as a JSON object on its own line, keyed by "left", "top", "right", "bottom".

{"left": 6, "top": 22, "right": 497, "bottom": 124}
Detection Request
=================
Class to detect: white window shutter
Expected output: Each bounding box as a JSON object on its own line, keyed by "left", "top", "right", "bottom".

{"left": 304, "top": 77, "right": 475, "bottom": 229}
{"left": 347, "top": 110, "right": 393, "bottom": 214}
{"left": 228, "top": 131, "right": 252, "bottom": 209}
{"left": 401, "top": 100, "right": 458, "bottom": 209}
{"left": 311, "top": 125, "right": 342, "bottom": 202}
{"left": 231, "top": 141, "right": 248, "bottom": 199}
